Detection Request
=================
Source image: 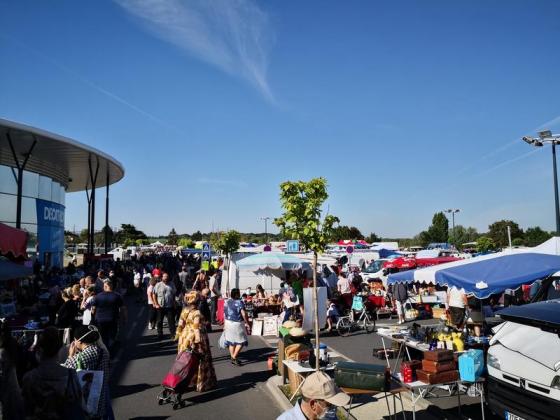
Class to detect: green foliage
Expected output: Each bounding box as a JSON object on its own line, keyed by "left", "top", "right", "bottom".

{"left": 167, "top": 228, "right": 179, "bottom": 246}
{"left": 274, "top": 178, "right": 339, "bottom": 255}
{"left": 114, "top": 223, "right": 147, "bottom": 245}
{"left": 524, "top": 226, "right": 552, "bottom": 247}
{"left": 191, "top": 230, "right": 203, "bottom": 241}
{"left": 487, "top": 220, "right": 523, "bottom": 248}
{"left": 365, "top": 232, "right": 381, "bottom": 243}
{"left": 211, "top": 230, "right": 241, "bottom": 257}
{"left": 178, "top": 238, "right": 195, "bottom": 248}
{"left": 123, "top": 238, "right": 134, "bottom": 248}
{"left": 331, "top": 225, "right": 364, "bottom": 241}
{"left": 512, "top": 237, "right": 525, "bottom": 247}
{"left": 448, "top": 225, "right": 479, "bottom": 249}
{"left": 476, "top": 236, "right": 496, "bottom": 253}
{"left": 427, "top": 212, "right": 449, "bottom": 243}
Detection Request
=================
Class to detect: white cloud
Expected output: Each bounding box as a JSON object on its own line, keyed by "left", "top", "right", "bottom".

{"left": 114, "top": 0, "right": 274, "bottom": 101}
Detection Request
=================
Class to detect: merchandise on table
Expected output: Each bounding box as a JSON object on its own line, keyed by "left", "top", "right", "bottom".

{"left": 400, "top": 360, "right": 422, "bottom": 383}
{"left": 416, "top": 369, "right": 459, "bottom": 384}
{"left": 421, "top": 359, "right": 456, "bottom": 373}
{"left": 423, "top": 349, "right": 454, "bottom": 362}
{"left": 458, "top": 349, "right": 484, "bottom": 382}
{"left": 334, "top": 361, "right": 390, "bottom": 391}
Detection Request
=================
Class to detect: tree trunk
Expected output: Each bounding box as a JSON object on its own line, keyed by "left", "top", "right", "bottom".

{"left": 313, "top": 251, "right": 320, "bottom": 371}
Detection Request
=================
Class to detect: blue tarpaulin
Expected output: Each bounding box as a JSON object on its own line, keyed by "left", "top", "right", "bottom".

{"left": 378, "top": 248, "right": 402, "bottom": 259}
{"left": 388, "top": 251, "right": 560, "bottom": 299}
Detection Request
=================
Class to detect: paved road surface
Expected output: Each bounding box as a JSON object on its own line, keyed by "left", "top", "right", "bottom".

{"left": 110, "top": 297, "right": 282, "bottom": 419}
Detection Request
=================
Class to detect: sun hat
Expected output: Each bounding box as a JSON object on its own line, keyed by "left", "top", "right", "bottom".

{"left": 301, "top": 371, "right": 350, "bottom": 406}
{"left": 289, "top": 327, "right": 307, "bottom": 337}
{"left": 282, "top": 320, "right": 297, "bottom": 329}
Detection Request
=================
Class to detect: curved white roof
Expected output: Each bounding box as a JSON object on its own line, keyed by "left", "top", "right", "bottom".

{"left": 0, "top": 118, "right": 124, "bottom": 192}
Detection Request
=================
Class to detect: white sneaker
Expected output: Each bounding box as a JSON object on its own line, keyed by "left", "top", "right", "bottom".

{"left": 148, "top": 325, "right": 153, "bottom": 330}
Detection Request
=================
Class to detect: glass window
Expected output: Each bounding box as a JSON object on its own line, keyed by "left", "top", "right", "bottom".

{"left": 0, "top": 193, "right": 17, "bottom": 223}
{"left": 21, "top": 197, "right": 37, "bottom": 225}
{"left": 0, "top": 165, "right": 17, "bottom": 194}
{"left": 22, "top": 170, "right": 39, "bottom": 198}
{"left": 51, "top": 181, "right": 60, "bottom": 204}
{"left": 59, "top": 184, "right": 66, "bottom": 205}
{"left": 38, "top": 175, "right": 52, "bottom": 200}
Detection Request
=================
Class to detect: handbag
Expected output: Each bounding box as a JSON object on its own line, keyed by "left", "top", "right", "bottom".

{"left": 76, "top": 351, "right": 105, "bottom": 416}
{"left": 218, "top": 332, "right": 227, "bottom": 349}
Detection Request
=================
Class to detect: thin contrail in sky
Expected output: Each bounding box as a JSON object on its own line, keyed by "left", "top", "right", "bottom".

{"left": 1, "top": 34, "right": 178, "bottom": 132}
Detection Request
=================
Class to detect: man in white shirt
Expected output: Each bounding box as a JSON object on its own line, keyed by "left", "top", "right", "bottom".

{"left": 277, "top": 371, "right": 349, "bottom": 420}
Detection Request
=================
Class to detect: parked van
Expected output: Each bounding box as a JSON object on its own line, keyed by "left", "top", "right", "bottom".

{"left": 487, "top": 299, "right": 560, "bottom": 420}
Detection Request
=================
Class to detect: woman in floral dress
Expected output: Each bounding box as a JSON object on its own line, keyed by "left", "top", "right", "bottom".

{"left": 175, "top": 291, "right": 217, "bottom": 392}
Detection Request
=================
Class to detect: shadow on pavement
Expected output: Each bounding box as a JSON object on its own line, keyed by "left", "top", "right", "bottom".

{"left": 182, "top": 370, "right": 273, "bottom": 405}
{"left": 113, "top": 382, "right": 160, "bottom": 399}
{"left": 129, "top": 417, "right": 169, "bottom": 420}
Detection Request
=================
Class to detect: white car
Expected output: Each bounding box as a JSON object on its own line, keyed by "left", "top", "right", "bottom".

{"left": 360, "top": 259, "right": 388, "bottom": 283}
{"left": 487, "top": 299, "right": 560, "bottom": 420}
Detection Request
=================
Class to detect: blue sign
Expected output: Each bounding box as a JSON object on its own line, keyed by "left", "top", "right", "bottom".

{"left": 202, "top": 242, "right": 211, "bottom": 260}
{"left": 286, "top": 240, "right": 299, "bottom": 253}
{"left": 36, "top": 199, "right": 65, "bottom": 267}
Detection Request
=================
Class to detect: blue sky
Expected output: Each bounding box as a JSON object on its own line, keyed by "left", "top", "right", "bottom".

{"left": 2, "top": 0, "right": 560, "bottom": 238}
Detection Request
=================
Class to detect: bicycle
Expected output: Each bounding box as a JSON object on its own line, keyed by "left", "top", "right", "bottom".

{"left": 336, "top": 308, "right": 376, "bottom": 336}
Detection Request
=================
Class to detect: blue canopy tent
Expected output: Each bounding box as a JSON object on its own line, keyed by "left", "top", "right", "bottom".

{"left": 387, "top": 251, "right": 560, "bottom": 299}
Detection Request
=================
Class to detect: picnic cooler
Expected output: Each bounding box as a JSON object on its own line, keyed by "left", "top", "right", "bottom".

{"left": 334, "top": 362, "right": 390, "bottom": 391}
{"left": 458, "top": 349, "right": 484, "bottom": 382}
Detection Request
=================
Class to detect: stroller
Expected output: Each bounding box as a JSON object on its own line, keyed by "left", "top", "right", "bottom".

{"left": 157, "top": 350, "right": 199, "bottom": 410}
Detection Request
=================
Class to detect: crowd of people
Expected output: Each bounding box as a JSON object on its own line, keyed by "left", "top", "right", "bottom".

{"left": 0, "top": 250, "right": 226, "bottom": 419}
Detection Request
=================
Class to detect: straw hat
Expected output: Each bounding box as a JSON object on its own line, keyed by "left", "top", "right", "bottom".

{"left": 282, "top": 320, "right": 297, "bottom": 329}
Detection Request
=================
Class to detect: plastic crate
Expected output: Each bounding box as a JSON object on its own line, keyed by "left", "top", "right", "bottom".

{"left": 458, "top": 349, "right": 484, "bottom": 382}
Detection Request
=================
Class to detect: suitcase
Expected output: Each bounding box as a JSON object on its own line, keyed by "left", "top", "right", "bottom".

{"left": 423, "top": 349, "right": 453, "bottom": 362}
{"left": 335, "top": 361, "right": 390, "bottom": 391}
{"left": 421, "top": 359, "right": 456, "bottom": 373}
{"left": 416, "top": 369, "right": 459, "bottom": 384}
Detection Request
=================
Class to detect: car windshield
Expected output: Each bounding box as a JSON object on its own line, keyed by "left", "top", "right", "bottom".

{"left": 364, "top": 260, "right": 383, "bottom": 273}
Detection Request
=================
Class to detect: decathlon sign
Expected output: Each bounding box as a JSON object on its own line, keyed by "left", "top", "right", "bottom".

{"left": 36, "top": 199, "right": 65, "bottom": 228}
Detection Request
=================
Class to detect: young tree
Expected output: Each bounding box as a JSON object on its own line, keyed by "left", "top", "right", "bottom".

{"left": 211, "top": 230, "right": 241, "bottom": 294}
{"left": 167, "top": 228, "right": 179, "bottom": 246}
{"left": 274, "top": 178, "right": 339, "bottom": 371}
{"left": 476, "top": 236, "right": 496, "bottom": 253}
{"left": 487, "top": 220, "right": 523, "bottom": 248}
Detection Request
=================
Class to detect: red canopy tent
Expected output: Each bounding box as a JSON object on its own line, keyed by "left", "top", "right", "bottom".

{"left": 0, "top": 222, "right": 28, "bottom": 260}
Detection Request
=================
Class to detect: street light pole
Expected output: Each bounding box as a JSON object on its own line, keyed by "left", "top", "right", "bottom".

{"left": 444, "top": 209, "right": 460, "bottom": 242}
{"left": 260, "top": 217, "right": 271, "bottom": 244}
{"left": 522, "top": 130, "right": 560, "bottom": 233}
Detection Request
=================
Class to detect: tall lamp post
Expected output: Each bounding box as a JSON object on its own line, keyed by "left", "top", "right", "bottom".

{"left": 522, "top": 130, "right": 560, "bottom": 234}
{"left": 260, "top": 216, "right": 271, "bottom": 244}
{"left": 444, "top": 209, "right": 460, "bottom": 242}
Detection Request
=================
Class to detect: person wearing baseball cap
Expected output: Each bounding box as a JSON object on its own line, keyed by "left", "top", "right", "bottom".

{"left": 277, "top": 371, "right": 349, "bottom": 419}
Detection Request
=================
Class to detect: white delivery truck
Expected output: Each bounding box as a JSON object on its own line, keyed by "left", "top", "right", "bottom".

{"left": 487, "top": 299, "right": 560, "bottom": 420}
